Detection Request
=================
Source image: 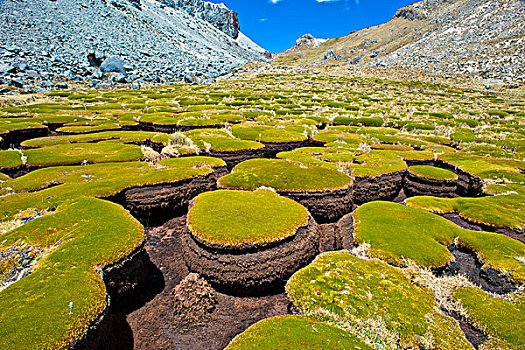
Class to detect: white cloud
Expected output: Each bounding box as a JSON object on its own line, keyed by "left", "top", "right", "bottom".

{"left": 269, "top": 0, "right": 282, "bottom": 4}
{"left": 259, "top": 18, "right": 268, "bottom": 22}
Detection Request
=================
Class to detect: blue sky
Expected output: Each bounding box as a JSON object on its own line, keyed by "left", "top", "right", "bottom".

{"left": 209, "top": 0, "right": 415, "bottom": 53}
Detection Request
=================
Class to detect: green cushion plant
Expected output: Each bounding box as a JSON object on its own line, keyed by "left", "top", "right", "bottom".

{"left": 0, "top": 197, "right": 144, "bottom": 350}
{"left": 226, "top": 315, "right": 372, "bottom": 350}
{"left": 406, "top": 194, "right": 524, "bottom": 230}
{"left": 408, "top": 165, "right": 458, "bottom": 181}
{"left": 353, "top": 201, "right": 525, "bottom": 281}
{"left": 286, "top": 251, "right": 472, "bottom": 349}
{"left": 218, "top": 159, "right": 352, "bottom": 192}
{"left": 187, "top": 189, "right": 308, "bottom": 248}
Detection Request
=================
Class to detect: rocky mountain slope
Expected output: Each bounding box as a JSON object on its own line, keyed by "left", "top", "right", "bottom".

{"left": 275, "top": 0, "right": 525, "bottom": 82}
{"left": 0, "top": 0, "right": 269, "bottom": 90}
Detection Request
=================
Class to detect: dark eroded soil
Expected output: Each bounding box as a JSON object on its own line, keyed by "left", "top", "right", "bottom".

{"left": 126, "top": 217, "right": 293, "bottom": 350}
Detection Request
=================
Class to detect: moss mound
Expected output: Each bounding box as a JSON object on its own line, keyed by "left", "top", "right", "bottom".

{"left": 408, "top": 165, "right": 458, "bottom": 181}
{"left": 231, "top": 124, "right": 307, "bottom": 143}
{"left": 286, "top": 251, "right": 472, "bottom": 349}
{"left": 353, "top": 201, "right": 459, "bottom": 267}
{"left": 0, "top": 198, "right": 144, "bottom": 350}
{"left": 187, "top": 189, "right": 309, "bottom": 248}
{"left": 353, "top": 202, "right": 525, "bottom": 280}
{"left": 23, "top": 141, "right": 144, "bottom": 167}
{"left": 218, "top": 159, "right": 352, "bottom": 192}
{"left": 406, "top": 194, "right": 525, "bottom": 230}
{"left": 226, "top": 315, "right": 371, "bottom": 350}
{"left": 0, "top": 157, "right": 226, "bottom": 219}
{"left": 454, "top": 287, "right": 525, "bottom": 350}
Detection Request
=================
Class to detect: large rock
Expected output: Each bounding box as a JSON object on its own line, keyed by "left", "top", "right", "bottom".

{"left": 100, "top": 56, "right": 126, "bottom": 75}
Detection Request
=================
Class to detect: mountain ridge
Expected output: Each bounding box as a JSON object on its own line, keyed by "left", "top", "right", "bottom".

{"left": 274, "top": 0, "right": 525, "bottom": 82}
{"left": 0, "top": 0, "right": 268, "bottom": 90}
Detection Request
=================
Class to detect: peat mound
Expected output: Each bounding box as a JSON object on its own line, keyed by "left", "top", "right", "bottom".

{"left": 181, "top": 190, "right": 319, "bottom": 295}
{"left": 404, "top": 165, "right": 458, "bottom": 198}
{"left": 352, "top": 170, "right": 405, "bottom": 204}
{"left": 106, "top": 166, "right": 227, "bottom": 226}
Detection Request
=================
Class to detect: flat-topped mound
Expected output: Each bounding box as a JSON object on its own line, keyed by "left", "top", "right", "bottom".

{"left": 352, "top": 201, "right": 525, "bottom": 281}
{"left": 406, "top": 194, "right": 525, "bottom": 230}
{"left": 408, "top": 165, "right": 458, "bottom": 181}
{"left": 0, "top": 198, "right": 144, "bottom": 350}
{"left": 187, "top": 189, "right": 309, "bottom": 249}
{"left": 218, "top": 158, "right": 352, "bottom": 192}
{"left": 231, "top": 124, "right": 308, "bottom": 143}
{"left": 286, "top": 251, "right": 472, "bottom": 349}
{"left": 226, "top": 315, "right": 372, "bottom": 350}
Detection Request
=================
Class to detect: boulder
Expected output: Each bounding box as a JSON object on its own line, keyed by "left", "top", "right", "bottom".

{"left": 100, "top": 56, "right": 127, "bottom": 75}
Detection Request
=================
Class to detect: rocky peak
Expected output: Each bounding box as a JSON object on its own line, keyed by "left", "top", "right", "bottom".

{"left": 160, "top": 0, "right": 240, "bottom": 39}
{"left": 295, "top": 34, "right": 327, "bottom": 48}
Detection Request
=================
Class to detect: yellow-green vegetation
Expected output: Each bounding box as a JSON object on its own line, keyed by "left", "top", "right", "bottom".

{"left": 408, "top": 165, "right": 458, "bottom": 181}
{"left": 353, "top": 202, "right": 525, "bottom": 281}
{"left": 454, "top": 287, "right": 525, "bottom": 350}
{"left": 184, "top": 128, "right": 264, "bottom": 152}
{"left": 0, "top": 157, "right": 226, "bottom": 219}
{"left": 22, "top": 141, "right": 145, "bottom": 167}
{"left": 278, "top": 147, "right": 408, "bottom": 177}
{"left": 21, "top": 131, "right": 171, "bottom": 148}
{"left": 353, "top": 201, "right": 459, "bottom": 267}
{"left": 0, "top": 150, "right": 22, "bottom": 169}
{"left": 0, "top": 71, "right": 524, "bottom": 349}
{"left": 226, "top": 315, "right": 372, "bottom": 350}
{"left": 406, "top": 194, "right": 525, "bottom": 230}
{"left": 231, "top": 124, "right": 307, "bottom": 143}
{"left": 187, "top": 189, "right": 308, "bottom": 248}
{"left": 438, "top": 153, "right": 524, "bottom": 181}
{"left": 0, "top": 197, "right": 144, "bottom": 350}
{"left": 218, "top": 158, "right": 352, "bottom": 192}
{"left": 286, "top": 251, "right": 472, "bottom": 349}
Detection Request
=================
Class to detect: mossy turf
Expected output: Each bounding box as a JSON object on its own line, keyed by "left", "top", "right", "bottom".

{"left": 218, "top": 159, "right": 352, "bottom": 192}
{"left": 454, "top": 287, "right": 525, "bottom": 350}
{"left": 353, "top": 202, "right": 525, "bottom": 281}
{"left": 22, "top": 141, "right": 145, "bottom": 167}
{"left": 405, "top": 194, "right": 525, "bottom": 230}
{"left": 184, "top": 129, "right": 264, "bottom": 152}
{"left": 187, "top": 189, "right": 308, "bottom": 248}
{"left": 278, "top": 148, "right": 407, "bottom": 177}
{"left": 21, "top": 131, "right": 171, "bottom": 148}
{"left": 0, "top": 150, "right": 22, "bottom": 169}
{"left": 408, "top": 165, "right": 458, "bottom": 181}
{"left": 0, "top": 197, "right": 144, "bottom": 350}
{"left": 226, "top": 315, "right": 371, "bottom": 350}
{"left": 0, "top": 157, "right": 226, "bottom": 219}
{"left": 231, "top": 124, "right": 307, "bottom": 143}
{"left": 286, "top": 251, "right": 472, "bottom": 349}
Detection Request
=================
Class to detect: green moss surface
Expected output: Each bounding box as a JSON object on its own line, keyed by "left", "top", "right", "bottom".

{"left": 286, "top": 251, "right": 472, "bottom": 350}
{"left": 0, "top": 150, "right": 22, "bottom": 169}
{"left": 218, "top": 159, "right": 352, "bottom": 192}
{"left": 408, "top": 165, "right": 458, "bottom": 181}
{"left": 188, "top": 189, "right": 308, "bottom": 247}
{"left": 21, "top": 131, "right": 171, "bottom": 148}
{"left": 454, "top": 287, "right": 525, "bottom": 350}
{"left": 226, "top": 315, "right": 371, "bottom": 350}
{"left": 406, "top": 194, "right": 524, "bottom": 230}
{"left": 0, "top": 157, "right": 225, "bottom": 219}
{"left": 231, "top": 125, "right": 307, "bottom": 143}
{"left": 23, "top": 142, "right": 144, "bottom": 167}
{"left": 0, "top": 198, "right": 144, "bottom": 350}
{"left": 353, "top": 201, "right": 525, "bottom": 281}
{"left": 184, "top": 129, "right": 264, "bottom": 152}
